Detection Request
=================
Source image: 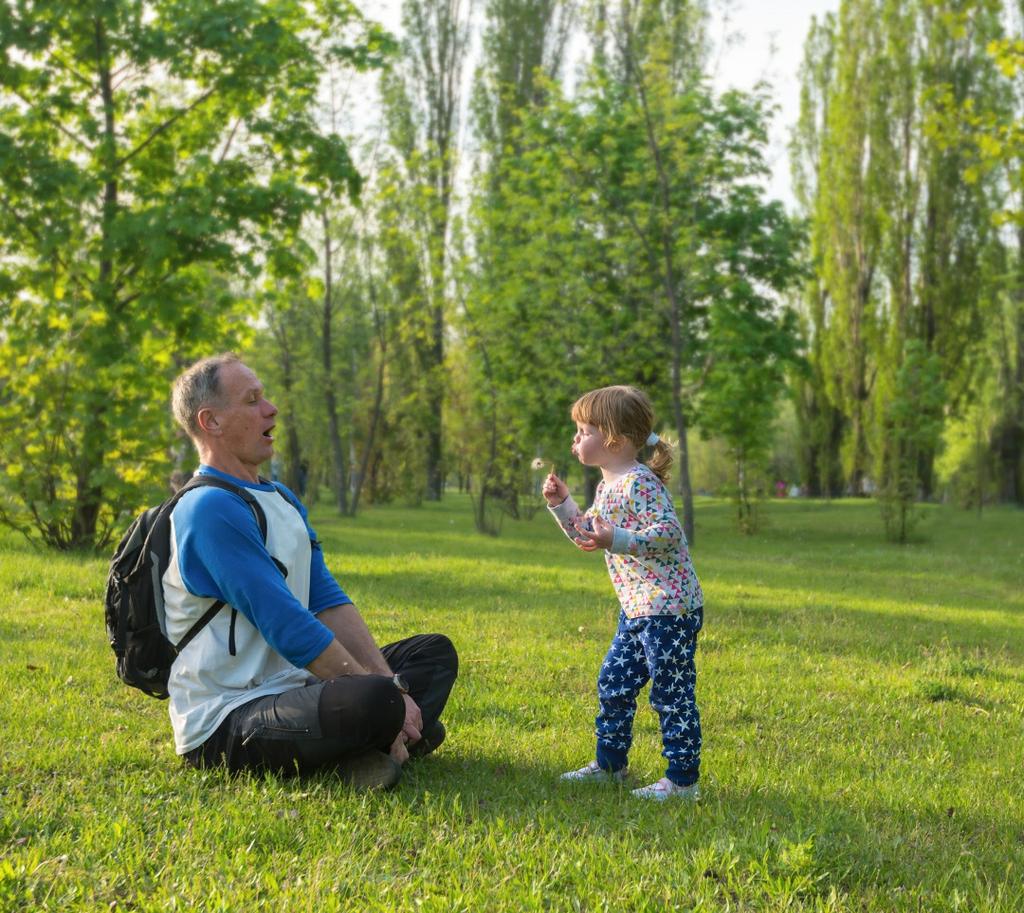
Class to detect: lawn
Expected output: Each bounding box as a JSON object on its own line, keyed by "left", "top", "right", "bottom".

{"left": 1, "top": 494, "right": 1022, "bottom": 912}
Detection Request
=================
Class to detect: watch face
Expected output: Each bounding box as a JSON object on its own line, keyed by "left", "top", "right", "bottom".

{"left": 393, "top": 674, "right": 410, "bottom": 693}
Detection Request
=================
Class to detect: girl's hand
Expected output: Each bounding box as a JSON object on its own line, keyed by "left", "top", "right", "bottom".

{"left": 542, "top": 472, "right": 569, "bottom": 506}
{"left": 574, "top": 516, "right": 614, "bottom": 551}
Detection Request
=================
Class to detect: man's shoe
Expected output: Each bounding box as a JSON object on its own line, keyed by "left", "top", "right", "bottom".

{"left": 335, "top": 750, "right": 402, "bottom": 791}
{"left": 408, "top": 720, "right": 446, "bottom": 759}
{"left": 560, "top": 760, "right": 628, "bottom": 783}
{"left": 631, "top": 777, "right": 700, "bottom": 801}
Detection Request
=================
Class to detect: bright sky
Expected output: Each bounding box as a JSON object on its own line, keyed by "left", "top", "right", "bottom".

{"left": 706, "top": 0, "right": 841, "bottom": 206}
{"left": 356, "top": 0, "right": 841, "bottom": 209}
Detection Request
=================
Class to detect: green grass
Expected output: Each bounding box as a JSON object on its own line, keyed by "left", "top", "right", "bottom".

{"left": 1, "top": 495, "right": 1022, "bottom": 911}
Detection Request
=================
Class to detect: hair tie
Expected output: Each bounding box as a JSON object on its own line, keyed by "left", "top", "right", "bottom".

{"left": 646, "top": 432, "right": 660, "bottom": 447}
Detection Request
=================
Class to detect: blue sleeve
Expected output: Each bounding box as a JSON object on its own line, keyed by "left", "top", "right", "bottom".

{"left": 174, "top": 488, "right": 334, "bottom": 668}
{"left": 270, "top": 484, "right": 351, "bottom": 614}
{"left": 308, "top": 543, "right": 351, "bottom": 614}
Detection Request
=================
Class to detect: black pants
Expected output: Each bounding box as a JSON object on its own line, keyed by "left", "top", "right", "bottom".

{"left": 184, "top": 633, "right": 458, "bottom": 776}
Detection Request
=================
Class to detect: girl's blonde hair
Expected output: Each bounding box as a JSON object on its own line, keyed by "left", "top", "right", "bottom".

{"left": 571, "top": 385, "right": 673, "bottom": 483}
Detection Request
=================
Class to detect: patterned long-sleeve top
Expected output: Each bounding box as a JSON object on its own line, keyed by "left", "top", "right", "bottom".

{"left": 549, "top": 463, "right": 703, "bottom": 619}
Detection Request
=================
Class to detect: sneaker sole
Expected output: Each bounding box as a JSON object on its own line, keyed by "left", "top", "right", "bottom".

{"left": 632, "top": 784, "right": 700, "bottom": 801}
{"left": 560, "top": 767, "right": 629, "bottom": 783}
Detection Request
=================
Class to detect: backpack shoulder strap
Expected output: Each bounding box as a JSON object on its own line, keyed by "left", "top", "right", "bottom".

{"left": 169, "top": 474, "right": 270, "bottom": 653}
{"left": 183, "top": 474, "right": 268, "bottom": 541}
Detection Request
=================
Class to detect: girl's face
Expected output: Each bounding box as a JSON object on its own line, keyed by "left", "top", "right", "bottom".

{"left": 572, "top": 422, "right": 616, "bottom": 468}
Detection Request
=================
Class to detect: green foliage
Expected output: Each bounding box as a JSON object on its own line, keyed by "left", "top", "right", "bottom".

{"left": 700, "top": 297, "right": 802, "bottom": 533}
{"left": 875, "top": 340, "right": 946, "bottom": 542}
{"left": 791, "top": 0, "right": 1006, "bottom": 513}
{"left": 375, "top": 0, "right": 472, "bottom": 502}
{"left": 926, "top": 13, "right": 1024, "bottom": 505}
{"left": 467, "top": 20, "right": 802, "bottom": 537}
{"left": 2, "top": 497, "right": 1023, "bottom": 910}
{"left": 0, "top": 0, "right": 388, "bottom": 548}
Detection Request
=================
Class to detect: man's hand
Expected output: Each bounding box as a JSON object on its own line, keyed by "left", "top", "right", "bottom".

{"left": 388, "top": 694, "right": 422, "bottom": 765}
{"left": 389, "top": 733, "right": 410, "bottom": 764}
{"left": 402, "top": 693, "right": 423, "bottom": 746}
{"left": 574, "top": 516, "right": 614, "bottom": 551}
{"left": 542, "top": 472, "right": 569, "bottom": 506}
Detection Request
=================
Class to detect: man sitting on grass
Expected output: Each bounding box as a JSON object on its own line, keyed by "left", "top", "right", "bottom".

{"left": 164, "top": 353, "right": 457, "bottom": 789}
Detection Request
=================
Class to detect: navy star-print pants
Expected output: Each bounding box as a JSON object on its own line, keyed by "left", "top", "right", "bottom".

{"left": 594, "top": 608, "right": 703, "bottom": 786}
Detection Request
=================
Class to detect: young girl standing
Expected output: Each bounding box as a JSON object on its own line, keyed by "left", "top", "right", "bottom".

{"left": 542, "top": 385, "right": 704, "bottom": 800}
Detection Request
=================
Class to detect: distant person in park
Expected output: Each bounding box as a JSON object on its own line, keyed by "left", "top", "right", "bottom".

{"left": 165, "top": 353, "right": 457, "bottom": 789}
{"left": 542, "top": 385, "right": 704, "bottom": 801}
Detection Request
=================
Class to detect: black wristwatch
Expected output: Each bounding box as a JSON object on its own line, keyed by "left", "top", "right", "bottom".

{"left": 392, "top": 673, "right": 410, "bottom": 694}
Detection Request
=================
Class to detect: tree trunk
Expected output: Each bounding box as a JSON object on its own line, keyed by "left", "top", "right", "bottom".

{"left": 349, "top": 351, "right": 386, "bottom": 517}
{"left": 674, "top": 406, "right": 695, "bottom": 545}
{"left": 278, "top": 328, "right": 303, "bottom": 494}
{"left": 71, "top": 20, "right": 118, "bottom": 548}
{"left": 994, "top": 226, "right": 1024, "bottom": 504}
{"left": 425, "top": 300, "right": 444, "bottom": 500}
{"left": 321, "top": 208, "right": 348, "bottom": 513}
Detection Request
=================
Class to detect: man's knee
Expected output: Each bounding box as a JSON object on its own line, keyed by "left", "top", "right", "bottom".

{"left": 425, "top": 633, "right": 458, "bottom": 677}
{"left": 318, "top": 674, "right": 405, "bottom": 744}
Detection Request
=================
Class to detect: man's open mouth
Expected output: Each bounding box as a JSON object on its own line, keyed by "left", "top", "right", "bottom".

{"left": 263, "top": 425, "right": 275, "bottom": 441}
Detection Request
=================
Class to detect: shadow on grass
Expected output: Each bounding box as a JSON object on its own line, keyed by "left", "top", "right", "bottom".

{"left": 388, "top": 751, "right": 1021, "bottom": 901}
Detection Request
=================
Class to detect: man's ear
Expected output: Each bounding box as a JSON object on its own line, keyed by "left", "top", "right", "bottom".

{"left": 196, "top": 406, "right": 220, "bottom": 436}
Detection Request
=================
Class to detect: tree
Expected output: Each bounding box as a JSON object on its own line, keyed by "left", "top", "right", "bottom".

{"left": 460, "top": 0, "right": 575, "bottom": 532}
{"left": 792, "top": 0, "right": 1005, "bottom": 520}
{"left": 380, "top": 0, "right": 472, "bottom": 501}
{"left": 791, "top": 13, "right": 846, "bottom": 497}
{"left": 930, "top": 12, "right": 1024, "bottom": 503}
{"left": 467, "top": 3, "right": 801, "bottom": 541}
{"left": 0, "top": 0, "right": 389, "bottom": 548}
{"left": 876, "top": 340, "right": 945, "bottom": 541}
{"left": 699, "top": 283, "right": 802, "bottom": 533}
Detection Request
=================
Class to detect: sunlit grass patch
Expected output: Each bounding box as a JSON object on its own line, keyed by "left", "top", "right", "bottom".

{"left": 1, "top": 495, "right": 1022, "bottom": 911}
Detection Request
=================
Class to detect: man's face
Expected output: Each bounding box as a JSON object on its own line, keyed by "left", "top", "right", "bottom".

{"left": 205, "top": 361, "right": 278, "bottom": 471}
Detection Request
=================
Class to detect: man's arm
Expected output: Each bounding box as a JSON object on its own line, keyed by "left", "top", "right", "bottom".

{"left": 304, "top": 634, "right": 370, "bottom": 679}
{"left": 315, "top": 604, "right": 393, "bottom": 677}
{"left": 312, "top": 604, "right": 424, "bottom": 757}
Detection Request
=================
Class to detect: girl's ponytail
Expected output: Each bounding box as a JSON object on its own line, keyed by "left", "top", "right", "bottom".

{"left": 645, "top": 437, "right": 673, "bottom": 483}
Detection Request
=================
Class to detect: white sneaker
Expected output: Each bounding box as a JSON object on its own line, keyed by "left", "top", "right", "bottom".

{"left": 631, "top": 777, "right": 700, "bottom": 801}
{"left": 560, "top": 760, "right": 628, "bottom": 783}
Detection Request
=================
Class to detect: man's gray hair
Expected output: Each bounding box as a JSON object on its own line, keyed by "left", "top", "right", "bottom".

{"left": 171, "top": 353, "right": 241, "bottom": 439}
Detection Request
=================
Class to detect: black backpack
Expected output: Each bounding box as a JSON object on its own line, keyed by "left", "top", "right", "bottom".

{"left": 104, "top": 474, "right": 268, "bottom": 700}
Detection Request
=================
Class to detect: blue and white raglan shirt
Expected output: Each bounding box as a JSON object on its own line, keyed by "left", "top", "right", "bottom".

{"left": 162, "top": 465, "right": 349, "bottom": 754}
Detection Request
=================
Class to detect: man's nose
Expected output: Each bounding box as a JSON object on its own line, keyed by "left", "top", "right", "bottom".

{"left": 265, "top": 399, "right": 278, "bottom": 417}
